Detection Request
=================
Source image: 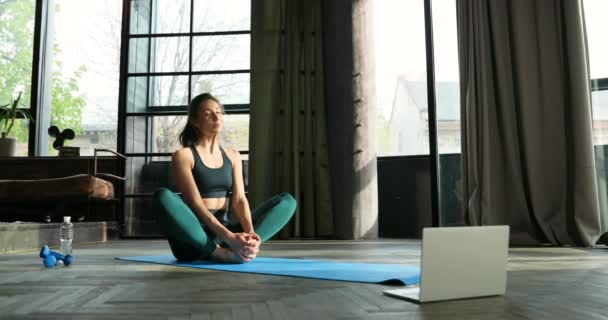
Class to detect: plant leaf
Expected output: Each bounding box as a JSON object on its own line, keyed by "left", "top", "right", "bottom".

{"left": 15, "top": 110, "right": 34, "bottom": 121}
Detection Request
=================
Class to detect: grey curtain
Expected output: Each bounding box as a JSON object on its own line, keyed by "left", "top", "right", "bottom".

{"left": 457, "top": 0, "right": 601, "bottom": 245}
{"left": 249, "top": 0, "right": 334, "bottom": 238}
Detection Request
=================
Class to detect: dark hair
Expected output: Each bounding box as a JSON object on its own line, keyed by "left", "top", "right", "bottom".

{"left": 179, "top": 93, "right": 223, "bottom": 147}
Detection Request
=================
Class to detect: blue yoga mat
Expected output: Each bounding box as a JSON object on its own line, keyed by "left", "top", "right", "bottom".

{"left": 116, "top": 255, "right": 420, "bottom": 285}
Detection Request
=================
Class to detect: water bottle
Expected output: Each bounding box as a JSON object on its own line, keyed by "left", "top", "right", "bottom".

{"left": 60, "top": 216, "right": 74, "bottom": 255}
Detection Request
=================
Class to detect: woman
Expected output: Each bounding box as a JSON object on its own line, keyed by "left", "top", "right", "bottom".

{"left": 154, "top": 93, "right": 296, "bottom": 263}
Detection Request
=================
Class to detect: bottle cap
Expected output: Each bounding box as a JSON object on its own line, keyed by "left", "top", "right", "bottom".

{"left": 63, "top": 216, "right": 71, "bottom": 223}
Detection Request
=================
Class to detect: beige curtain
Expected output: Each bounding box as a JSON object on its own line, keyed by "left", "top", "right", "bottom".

{"left": 249, "top": 0, "right": 333, "bottom": 238}
{"left": 457, "top": 0, "right": 601, "bottom": 245}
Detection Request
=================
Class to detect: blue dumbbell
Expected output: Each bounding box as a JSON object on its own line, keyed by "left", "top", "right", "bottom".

{"left": 39, "top": 246, "right": 73, "bottom": 267}
{"left": 42, "top": 255, "right": 57, "bottom": 268}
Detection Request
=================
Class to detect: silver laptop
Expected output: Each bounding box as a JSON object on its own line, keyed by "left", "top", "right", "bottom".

{"left": 384, "top": 225, "right": 509, "bottom": 303}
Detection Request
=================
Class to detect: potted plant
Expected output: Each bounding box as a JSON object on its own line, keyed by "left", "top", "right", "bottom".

{"left": 0, "top": 92, "right": 34, "bottom": 157}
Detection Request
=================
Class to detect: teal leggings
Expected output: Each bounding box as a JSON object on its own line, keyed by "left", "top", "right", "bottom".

{"left": 154, "top": 188, "right": 297, "bottom": 261}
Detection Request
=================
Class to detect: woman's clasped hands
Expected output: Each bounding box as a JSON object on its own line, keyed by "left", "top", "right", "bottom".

{"left": 226, "top": 232, "right": 261, "bottom": 262}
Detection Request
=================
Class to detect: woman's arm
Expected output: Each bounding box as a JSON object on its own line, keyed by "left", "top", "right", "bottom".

{"left": 228, "top": 148, "right": 255, "bottom": 233}
{"left": 172, "top": 148, "right": 233, "bottom": 241}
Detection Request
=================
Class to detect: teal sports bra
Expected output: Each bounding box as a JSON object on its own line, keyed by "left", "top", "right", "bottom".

{"left": 190, "top": 145, "right": 233, "bottom": 198}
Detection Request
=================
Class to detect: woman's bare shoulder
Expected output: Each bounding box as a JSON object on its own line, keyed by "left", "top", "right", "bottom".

{"left": 223, "top": 147, "right": 241, "bottom": 163}
{"left": 172, "top": 147, "right": 194, "bottom": 164}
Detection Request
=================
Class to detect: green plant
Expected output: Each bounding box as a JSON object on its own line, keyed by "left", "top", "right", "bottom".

{"left": 0, "top": 92, "right": 34, "bottom": 139}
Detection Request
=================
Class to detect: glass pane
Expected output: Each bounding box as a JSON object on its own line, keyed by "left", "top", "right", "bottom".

{"left": 585, "top": 0, "right": 608, "bottom": 80}
{"left": 192, "top": 73, "right": 250, "bottom": 104}
{"left": 43, "top": 0, "right": 121, "bottom": 156}
{"left": 126, "top": 157, "right": 146, "bottom": 194}
{"left": 192, "top": 35, "right": 250, "bottom": 71}
{"left": 0, "top": 0, "right": 35, "bottom": 143}
{"left": 372, "top": 0, "right": 428, "bottom": 156}
{"left": 125, "top": 116, "right": 147, "bottom": 154}
{"left": 592, "top": 90, "right": 608, "bottom": 145}
{"left": 150, "top": 37, "right": 190, "bottom": 73}
{"left": 12, "top": 120, "right": 30, "bottom": 157}
{"left": 152, "top": 115, "right": 187, "bottom": 153}
{"left": 193, "top": 0, "right": 251, "bottom": 32}
{"left": 150, "top": 76, "right": 189, "bottom": 106}
{"left": 220, "top": 114, "right": 249, "bottom": 151}
{"left": 129, "top": 0, "right": 151, "bottom": 35}
{"left": 128, "top": 38, "right": 149, "bottom": 73}
{"left": 151, "top": 0, "right": 190, "bottom": 34}
{"left": 127, "top": 77, "right": 149, "bottom": 112}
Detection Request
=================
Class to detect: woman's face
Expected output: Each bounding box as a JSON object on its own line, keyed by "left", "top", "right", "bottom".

{"left": 194, "top": 99, "right": 223, "bottom": 136}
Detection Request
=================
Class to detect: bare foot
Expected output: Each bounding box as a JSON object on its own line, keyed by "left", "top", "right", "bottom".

{"left": 210, "top": 246, "right": 245, "bottom": 264}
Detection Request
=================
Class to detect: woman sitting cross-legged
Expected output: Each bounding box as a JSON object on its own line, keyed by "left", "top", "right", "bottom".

{"left": 154, "top": 93, "right": 297, "bottom": 263}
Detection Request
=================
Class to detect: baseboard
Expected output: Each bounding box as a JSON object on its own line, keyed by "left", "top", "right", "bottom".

{"left": 0, "top": 221, "right": 119, "bottom": 254}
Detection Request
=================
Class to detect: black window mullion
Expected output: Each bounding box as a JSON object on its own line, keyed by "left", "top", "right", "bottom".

{"left": 188, "top": 0, "right": 194, "bottom": 106}
{"left": 28, "top": 0, "right": 45, "bottom": 156}
{"left": 125, "top": 108, "right": 250, "bottom": 117}
{"left": 424, "top": 0, "right": 441, "bottom": 227}
{"left": 128, "top": 30, "right": 251, "bottom": 38}
{"left": 145, "top": 0, "right": 154, "bottom": 163}
{"left": 127, "top": 69, "right": 250, "bottom": 77}
{"left": 137, "top": 103, "right": 250, "bottom": 112}
{"left": 127, "top": 111, "right": 187, "bottom": 117}
{"left": 145, "top": 0, "right": 156, "bottom": 165}
{"left": 146, "top": 0, "right": 154, "bottom": 103}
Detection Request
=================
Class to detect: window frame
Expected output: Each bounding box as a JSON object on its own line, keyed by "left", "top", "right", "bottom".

{"left": 117, "top": 0, "right": 251, "bottom": 160}
{"left": 117, "top": 0, "right": 251, "bottom": 206}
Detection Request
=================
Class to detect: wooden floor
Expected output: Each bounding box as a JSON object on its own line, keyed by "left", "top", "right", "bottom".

{"left": 1, "top": 240, "right": 608, "bottom": 320}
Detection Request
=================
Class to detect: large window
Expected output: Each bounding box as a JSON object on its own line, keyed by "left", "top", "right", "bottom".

{"left": 373, "top": 0, "right": 463, "bottom": 229}
{"left": 122, "top": 0, "right": 251, "bottom": 236}
{"left": 38, "top": 0, "right": 123, "bottom": 156}
{"left": 125, "top": 0, "right": 250, "bottom": 156}
{"left": 373, "top": 0, "right": 428, "bottom": 156}
{"left": 0, "top": 0, "right": 35, "bottom": 156}
{"left": 373, "top": 0, "right": 461, "bottom": 157}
